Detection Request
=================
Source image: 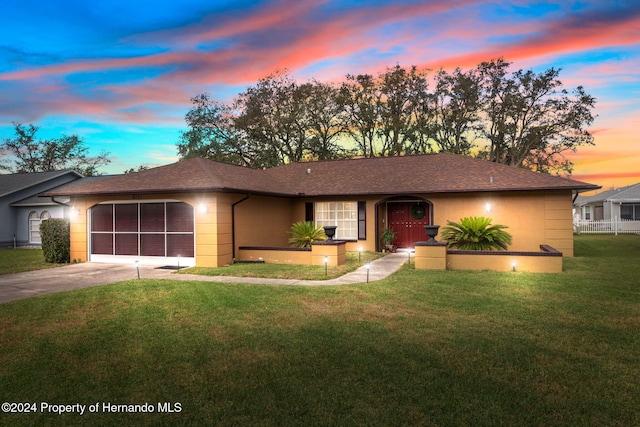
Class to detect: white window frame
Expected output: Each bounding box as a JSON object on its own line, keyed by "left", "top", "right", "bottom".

{"left": 29, "top": 210, "right": 50, "bottom": 244}
{"left": 315, "top": 201, "right": 358, "bottom": 240}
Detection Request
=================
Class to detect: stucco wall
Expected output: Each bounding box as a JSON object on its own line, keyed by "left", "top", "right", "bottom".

{"left": 69, "top": 193, "right": 227, "bottom": 266}
{"left": 68, "top": 188, "right": 576, "bottom": 267}
{"left": 428, "top": 190, "right": 574, "bottom": 256}
{"left": 292, "top": 190, "right": 575, "bottom": 257}
{"left": 234, "top": 195, "right": 294, "bottom": 250}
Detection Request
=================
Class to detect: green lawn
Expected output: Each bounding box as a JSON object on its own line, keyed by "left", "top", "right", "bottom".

{"left": 0, "top": 248, "right": 65, "bottom": 275}
{"left": 0, "top": 235, "right": 638, "bottom": 426}
{"left": 180, "top": 250, "right": 385, "bottom": 280}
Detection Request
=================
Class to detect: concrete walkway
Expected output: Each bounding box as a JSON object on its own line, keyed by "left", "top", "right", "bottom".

{"left": 0, "top": 253, "right": 409, "bottom": 304}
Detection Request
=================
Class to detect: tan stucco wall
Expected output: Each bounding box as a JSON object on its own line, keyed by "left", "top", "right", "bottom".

{"left": 238, "top": 242, "right": 346, "bottom": 266}
{"left": 68, "top": 193, "right": 233, "bottom": 267}
{"left": 233, "top": 195, "right": 294, "bottom": 249}
{"left": 446, "top": 253, "right": 563, "bottom": 273}
{"left": 292, "top": 190, "right": 575, "bottom": 256}
{"left": 428, "top": 190, "right": 574, "bottom": 256}
{"left": 414, "top": 244, "right": 563, "bottom": 273}
{"left": 69, "top": 188, "right": 575, "bottom": 268}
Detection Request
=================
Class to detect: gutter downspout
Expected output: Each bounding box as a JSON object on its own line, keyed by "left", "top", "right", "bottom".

{"left": 50, "top": 196, "right": 71, "bottom": 207}
{"left": 50, "top": 197, "right": 74, "bottom": 219}
{"left": 231, "top": 194, "right": 250, "bottom": 260}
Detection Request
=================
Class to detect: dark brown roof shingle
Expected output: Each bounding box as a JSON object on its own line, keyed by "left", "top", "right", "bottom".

{"left": 45, "top": 154, "right": 599, "bottom": 197}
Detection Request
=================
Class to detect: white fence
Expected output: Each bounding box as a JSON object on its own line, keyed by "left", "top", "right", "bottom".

{"left": 574, "top": 219, "right": 640, "bottom": 235}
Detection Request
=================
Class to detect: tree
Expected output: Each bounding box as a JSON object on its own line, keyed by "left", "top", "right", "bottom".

{"left": 340, "top": 65, "right": 433, "bottom": 157}
{"left": 302, "top": 80, "right": 352, "bottom": 160}
{"left": 177, "top": 59, "right": 595, "bottom": 175}
{"left": 477, "top": 59, "right": 596, "bottom": 174}
{"left": 124, "top": 165, "right": 150, "bottom": 174}
{"left": 234, "top": 71, "right": 310, "bottom": 167}
{"left": 177, "top": 93, "right": 248, "bottom": 166}
{"left": 377, "top": 65, "right": 431, "bottom": 156}
{"left": 432, "top": 67, "right": 483, "bottom": 155}
{"left": 1, "top": 123, "right": 110, "bottom": 175}
{"left": 340, "top": 73, "right": 381, "bottom": 157}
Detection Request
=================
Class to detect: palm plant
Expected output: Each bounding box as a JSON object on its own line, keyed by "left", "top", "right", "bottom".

{"left": 440, "top": 216, "right": 512, "bottom": 251}
{"left": 288, "top": 221, "right": 327, "bottom": 248}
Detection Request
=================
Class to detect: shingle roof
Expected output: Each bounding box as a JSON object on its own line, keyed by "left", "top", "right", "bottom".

{"left": 575, "top": 182, "right": 640, "bottom": 205}
{"left": 44, "top": 154, "right": 600, "bottom": 198}
{"left": 0, "top": 170, "right": 82, "bottom": 198}
{"left": 44, "top": 158, "right": 292, "bottom": 197}
{"left": 12, "top": 176, "right": 113, "bottom": 206}
{"left": 267, "top": 154, "right": 599, "bottom": 196}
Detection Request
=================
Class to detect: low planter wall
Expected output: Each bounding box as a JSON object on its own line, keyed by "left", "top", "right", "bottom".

{"left": 238, "top": 241, "right": 346, "bottom": 266}
{"left": 415, "top": 242, "right": 563, "bottom": 273}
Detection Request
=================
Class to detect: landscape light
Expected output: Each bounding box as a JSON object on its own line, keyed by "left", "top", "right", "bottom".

{"left": 512, "top": 262, "right": 517, "bottom": 272}
{"left": 365, "top": 263, "right": 371, "bottom": 283}
{"left": 324, "top": 256, "right": 329, "bottom": 275}
{"left": 135, "top": 260, "right": 140, "bottom": 279}
{"left": 358, "top": 246, "right": 362, "bottom": 262}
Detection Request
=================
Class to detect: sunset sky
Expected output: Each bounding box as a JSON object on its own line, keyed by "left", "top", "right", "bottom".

{"left": 1, "top": 0, "right": 638, "bottom": 191}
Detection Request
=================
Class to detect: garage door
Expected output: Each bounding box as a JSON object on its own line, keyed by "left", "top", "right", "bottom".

{"left": 89, "top": 201, "right": 195, "bottom": 266}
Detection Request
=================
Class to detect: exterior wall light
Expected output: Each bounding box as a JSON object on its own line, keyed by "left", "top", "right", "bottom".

{"left": 198, "top": 203, "right": 207, "bottom": 214}
{"left": 485, "top": 203, "right": 492, "bottom": 213}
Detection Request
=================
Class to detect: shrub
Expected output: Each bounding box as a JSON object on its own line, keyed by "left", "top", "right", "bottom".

{"left": 441, "top": 216, "right": 512, "bottom": 251}
{"left": 288, "top": 221, "right": 327, "bottom": 248}
{"left": 40, "top": 218, "right": 70, "bottom": 263}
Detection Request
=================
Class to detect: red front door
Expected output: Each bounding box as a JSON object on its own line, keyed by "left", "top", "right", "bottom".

{"left": 387, "top": 202, "right": 430, "bottom": 248}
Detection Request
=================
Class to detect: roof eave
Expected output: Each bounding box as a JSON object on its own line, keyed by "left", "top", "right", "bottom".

{"left": 45, "top": 186, "right": 298, "bottom": 198}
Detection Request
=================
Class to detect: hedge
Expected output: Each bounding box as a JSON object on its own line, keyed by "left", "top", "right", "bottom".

{"left": 40, "top": 218, "right": 70, "bottom": 263}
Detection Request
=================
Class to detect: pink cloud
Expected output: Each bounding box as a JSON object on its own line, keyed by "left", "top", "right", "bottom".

{"left": 420, "top": 6, "right": 640, "bottom": 71}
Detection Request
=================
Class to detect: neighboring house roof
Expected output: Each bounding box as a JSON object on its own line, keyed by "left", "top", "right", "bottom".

{"left": 11, "top": 175, "right": 113, "bottom": 207}
{"left": 0, "top": 170, "right": 83, "bottom": 200}
{"left": 575, "top": 182, "right": 640, "bottom": 206}
{"left": 44, "top": 154, "right": 600, "bottom": 198}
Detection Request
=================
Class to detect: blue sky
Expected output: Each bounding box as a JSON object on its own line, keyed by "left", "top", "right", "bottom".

{"left": 1, "top": 0, "right": 638, "bottom": 190}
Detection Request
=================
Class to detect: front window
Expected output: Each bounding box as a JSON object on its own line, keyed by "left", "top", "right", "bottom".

{"left": 620, "top": 204, "right": 640, "bottom": 220}
{"left": 315, "top": 202, "right": 358, "bottom": 240}
{"left": 584, "top": 205, "right": 591, "bottom": 220}
{"left": 29, "top": 210, "right": 50, "bottom": 244}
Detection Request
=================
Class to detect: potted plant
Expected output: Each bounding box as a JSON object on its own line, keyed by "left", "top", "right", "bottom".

{"left": 380, "top": 227, "right": 396, "bottom": 252}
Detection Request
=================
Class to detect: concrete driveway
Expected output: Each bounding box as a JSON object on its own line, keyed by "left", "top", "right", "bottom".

{"left": 0, "top": 263, "right": 174, "bottom": 304}
{"left": 0, "top": 253, "right": 408, "bottom": 304}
